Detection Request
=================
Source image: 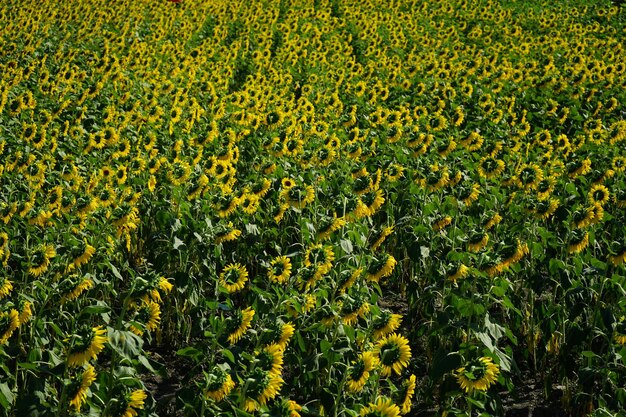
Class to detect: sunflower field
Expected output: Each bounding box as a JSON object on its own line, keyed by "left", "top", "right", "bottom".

{"left": 1, "top": 0, "right": 626, "bottom": 416}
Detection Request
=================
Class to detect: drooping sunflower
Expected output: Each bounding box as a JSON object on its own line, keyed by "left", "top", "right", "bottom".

{"left": 68, "top": 239, "right": 96, "bottom": 271}
{"left": 375, "top": 333, "right": 412, "bottom": 376}
{"left": 261, "top": 321, "right": 295, "bottom": 350}
{"left": 226, "top": 307, "right": 255, "bottom": 344}
{"left": 467, "top": 229, "right": 489, "bottom": 252}
{"left": 18, "top": 300, "right": 33, "bottom": 326}
{"left": 346, "top": 351, "right": 378, "bottom": 393}
{"left": 568, "top": 230, "right": 589, "bottom": 254}
{"left": 359, "top": 397, "right": 401, "bottom": 417}
{"left": 129, "top": 301, "right": 161, "bottom": 336}
{"left": 304, "top": 244, "right": 335, "bottom": 275}
{"left": 361, "top": 188, "right": 385, "bottom": 216}
{"left": 397, "top": 374, "right": 416, "bottom": 415}
{"left": 366, "top": 254, "right": 397, "bottom": 282}
{"left": 614, "top": 317, "right": 626, "bottom": 345}
{"left": 243, "top": 368, "right": 284, "bottom": 412}
{"left": 455, "top": 356, "right": 500, "bottom": 394}
{"left": 0, "top": 309, "right": 19, "bottom": 344}
{"left": 116, "top": 389, "right": 147, "bottom": 417}
{"left": 337, "top": 268, "right": 362, "bottom": 295}
{"left": 204, "top": 366, "right": 236, "bottom": 402}
{"left": 432, "top": 216, "right": 452, "bottom": 232}
{"left": 268, "top": 255, "right": 292, "bottom": 284}
{"left": 28, "top": 244, "right": 56, "bottom": 277}
{"left": 0, "top": 275, "right": 12, "bottom": 299}
{"left": 372, "top": 311, "right": 403, "bottom": 340}
{"left": 340, "top": 296, "right": 370, "bottom": 326}
{"left": 316, "top": 215, "right": 346, "bottom": 242}
{"left": 447, "top": 263, "right": 470, "bottom": 284}
{"left": 215, "top": 222, "right": 242, "bottom": 244}
{"left": 68, "top": 365, "right": 97, "bottom": 410}
{"left": 219, "top": 263, "right": 249, "bottom": 293}
{"left": 257, "top": 343, "right": 285, "bottom": 376}
{"left": 67, "top": 326, "right": 107, "bottom": 367}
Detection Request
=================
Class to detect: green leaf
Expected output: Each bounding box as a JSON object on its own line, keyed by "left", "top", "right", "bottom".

{"left": 80, "top": 305, "right": 111, "bottom": 316}
{"left": 173, "top": 236, "right": 185, "bottom": 250}
{"left": 109, "top": 263, "right": 123, "bottom": 281}
{"left": 222, "top": 348, "right": 235, "bottom": 364}
{"left": 340, "top": 239, "right": 353, "bottom": 254}
{"left": 0, "top": 382, "right": 14, "bottom": 408}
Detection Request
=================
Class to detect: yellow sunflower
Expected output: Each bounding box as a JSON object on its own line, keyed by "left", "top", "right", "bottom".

{"left": 243, "top": 369, "right": 284, "bottom": 412}
{"left": 28, "top": 244, "right": 56, "bottom": 277}
{"left": 268, "top": 255, "right": 292, "bottom": 284}
{"left": 204, "top": 367, "right": 236, "bottom": 402}
{"left": 219, "top": 263, "right": 249, "bottom": 293}
{"left": 68, "top": 365, "right": 97, "bottom": 410}
{"left": 67, "top": 326, "right": 107, "bottom": 367}
{"left": 372, "top": 311, "right": 403, "bottom": 340}
{"left": 359, "top": 397, "right": 401, "bottom": 417}
{"left": 398, "top": 374, "right": 416, "bottom": 415}
{"left": 0, "top": 309, "right": 19, "bottom": 344}
{"left": 375, "top": 333, "right": 412, "bottom": 376}
{"left": 346, "top": 351, "right": 378, "bottom": 393}
{"left": 455, "top": 356, "right": 500, "bottom": 394}
{"left": 226, "top": 307, "right": 255, "bottom": 344}
{"left": 366, "top": 254, "right": 397, "bottom": 282}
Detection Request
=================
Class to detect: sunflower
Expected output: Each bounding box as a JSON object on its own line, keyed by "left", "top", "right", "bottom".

{"left": 397, "top": 374, "right": 416, "bottom": 415}
{"left": 516, "top": 163, "right": 544, "bottom": 191}
{"left": 346, "top": 351, "right": 378, "bottom": 393}
{"left": 118, "top": 390, "right": 147, "bottom": 417}
{"left": 129, "top": 301, "right": 161, "bottom": 336}
{"left": 359, "top": 397, "right": 401, "bottom": 417}
{"left": 477, "top": 156, "right": 505, "bottom": 179}
{"left": 614, "top": 317, "right": 626, "bottom": 345}
{"left": 341, "top": 297, "right": 370, "bottom": 326}
{"left": 468, "top": 229, "right": 489, "bottom": 252}
{"left": 455, "top": 356, "right": 500, "bottom": 394}
{"left": 376, "top": 333, "right": 412, "bottom": 376}
{"left": 371, "top": 226, "right": 394, "bottom": 251}
{"left": 18, "top": 300, "right": 33, "bottom": 326}
{"left": 367, "top": 254, "right": 397, "bottom": 282}
{"left": 268, "top": 255, "right": 292, "bottom": 284}
{"left": 372, "top": 311, "right": 403, "bottom": 340}
{"left": 447, "top": 263, "right": 470, "bottom": 283}
{"left": 68, "top": 365, "right": 97, "bottom": 410}
{"left": 219, "top": 263, "right": 249, "bottom": 293}
{"left": 243, "top": 369, "right": 284, "bottom": 412}
{"left": 361, "top": 188, "right": 385, "bottom": 216}
{"left": 588, "top": 184, "right": 610, "bottom": 206}
{"left": 483, "top": 213, "right": 502, "bottom": 230}
{"left": 432, "top": 216, "right": 452, "bottom": 232}
{"left": 28, "top": 244, "right": 56, "bottom": 277}
{"left": 458, "top": 183, "right": 480, "bottom": 207}
{"left": 317, "top": 215, "right": 346, "bottom": 242}
{"left": 285, "top": 184, "right": 316, "bottom": 209}
{"left": 67, "top": 326, "right": 107, "bottom": 367}
{"left": 0, "top": 275, "right": 12, "bottom": 299}
{"left": 214, "top": 221, "right": 242, "bottom": 244}
{"left": 261, "top": 321, "right": 295, "bottom": 350}
{"left": 226, "top": 307, "right": 255, "bottom": 344}
{"left": 304, "top": 244, "right": 335, "bottom": 275}
{"left": 257, "top": 343, "right": 285, "bottom": 376}
{"left": 272, "top": 399, "right": 303, "bottom": 417}
{"left": 568, "top": 230, "right": 589, "bottom": 254}
{"left": 0, "top": 309, "right": 19, "bottom": 344}
{"left": 204, "top": 366, "right": 236, "bottom": 402}
{"left": 337, "top": 268, "right": 362, "bottom": 295}
{"left": 68, "top": 239, "right": 96, "bottom": 271}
